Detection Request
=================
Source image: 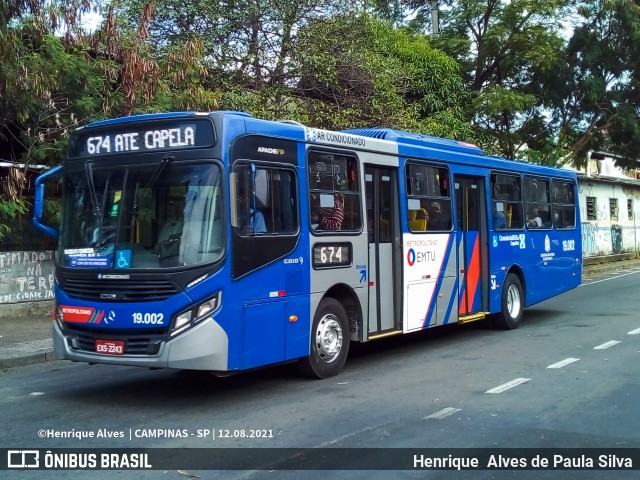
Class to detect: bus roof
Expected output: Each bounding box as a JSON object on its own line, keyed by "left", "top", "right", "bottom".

{"left": 73, "top": 111, "right": 576, "bottom": 179}
{"left": 342, "top": 128, "right": 483, "bottom": 156}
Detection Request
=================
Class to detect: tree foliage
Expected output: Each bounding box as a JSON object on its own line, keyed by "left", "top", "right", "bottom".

{"left": 420, "top": 0, "right": 572, "bottom": 160}
{"left": 0, "top": 1, "right": 107, "bottom": 166}
{"left": 0, "top": 0, "right": 217, "bottom": 240}
{"left": 115, "top": 1, "right": 476, "bottom": 141}
{"left": 294, "top": 14, "right": 478, "bottom": 143}
{"left": 0, "top": 167, "right": 28, "bottom": 240}
{"left": 115, "top": 0, "right": 353, "bottom": 118}
{"left": 5, "top": 0, "right": 640, "bottom": 243}
{"left": 0, "top": 0, "right": 220, "bottom": 168}
{"left": 393, "top": 0, "right": 640, "bottom": 167}
{"left": 547, "top": 0, "right": 640, "bottom": 167}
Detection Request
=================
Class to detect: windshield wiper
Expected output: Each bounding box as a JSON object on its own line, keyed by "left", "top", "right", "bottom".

{"left": 149, "top": 153, "right": 174, "bottom": 188}
{"left": 85, "top": 161, "right": 99, "bottom": 217}
{"left": 84, "top": 161, "right": 111, "bottom": 226}
{"left": 84, "top": 161, "right": 115, "bottom": 250}
{"left": 130, "top": 180, "right": 139, "bottom": 243}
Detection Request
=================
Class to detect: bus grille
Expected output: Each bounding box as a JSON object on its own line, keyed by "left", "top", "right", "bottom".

{"left": 64, "top": 324, "right": 166, "bottom": 355}
{"left": 62, "top": 278, "right": 181, "bottom": 302}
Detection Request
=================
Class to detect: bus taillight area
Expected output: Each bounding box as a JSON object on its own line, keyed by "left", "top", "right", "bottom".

{"left": 51, "top": 290, "right": 229, "bottom": 371}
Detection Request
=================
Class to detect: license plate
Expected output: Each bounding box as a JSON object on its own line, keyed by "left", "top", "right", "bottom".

{"left": 95, "top": 339, "right": 125, "bottom": 355}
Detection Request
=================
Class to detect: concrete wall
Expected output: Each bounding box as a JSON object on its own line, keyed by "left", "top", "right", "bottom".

{"left": 0, "top": 250, "right": 55, "bottom": 304}
{"left": 0, "top": 250, "right": 55, "bottom": 319}
{"left": 578, "top": 177, "right": 640, "bottom": 256}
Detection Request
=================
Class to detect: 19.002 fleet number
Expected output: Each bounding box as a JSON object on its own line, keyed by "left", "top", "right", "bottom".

{"left": 132, "top": 313, "right": 165, "bottom": 325}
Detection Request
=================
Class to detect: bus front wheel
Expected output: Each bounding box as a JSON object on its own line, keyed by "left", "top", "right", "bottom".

{"left": 299, "top": 298, "right": 350, "bottom": 379}
{"left": 492, "top": 273, "right": 523, "bottom": 330}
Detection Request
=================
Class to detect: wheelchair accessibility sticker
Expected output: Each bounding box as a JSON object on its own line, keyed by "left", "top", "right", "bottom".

{"left": 116, "top": 250, "right": 132, "bottom": 269}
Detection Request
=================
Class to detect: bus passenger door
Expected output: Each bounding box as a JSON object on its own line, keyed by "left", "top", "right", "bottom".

{"left": 454, "top": 176, "right": 488, "bottom": 317}
{"left": 365, "top": 166, "right": 400, "bottom": 336}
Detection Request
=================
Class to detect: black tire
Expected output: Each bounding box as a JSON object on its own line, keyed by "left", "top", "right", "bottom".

{"left": 491, "top": 273, "right": 524, "bottom": 330}
{"left": 299, "top": 298, "right": 350, "bottom": 379}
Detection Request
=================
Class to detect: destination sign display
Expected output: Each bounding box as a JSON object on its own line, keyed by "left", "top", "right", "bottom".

{"left": 68, "top": 119, "right": 215, "bottom": 158}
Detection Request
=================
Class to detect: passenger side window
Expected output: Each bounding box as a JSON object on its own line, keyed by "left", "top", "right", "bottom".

{"left": 524, "top": 177, "right": 551, "bottom": 229}
{"left": 552, "top": 179, "right": 576, "bottom": 229}
{"left": 406, "top": 163, "right": 452, "bottom": 232}
{"left": 233, "top": 163, "right": 298, "bottom": 236}
{"left": 308, "top": 151, "right": 361, "bottom": 232}
{"left": 491, "top": 173, "right": 523, "bottom": 229}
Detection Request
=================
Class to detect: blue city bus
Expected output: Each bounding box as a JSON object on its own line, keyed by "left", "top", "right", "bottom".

{"left": 33, "top": 111, "right": 582, "bottom": 378}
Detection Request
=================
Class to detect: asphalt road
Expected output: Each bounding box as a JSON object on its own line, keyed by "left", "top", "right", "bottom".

{"left": 2, "top": 264, "right": 640, "bottom": 479}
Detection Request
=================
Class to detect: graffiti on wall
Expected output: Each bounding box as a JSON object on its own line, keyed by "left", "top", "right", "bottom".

{"left": 582, "top": 222, "right": 599, "bottom": 256}
{"left": 582, "top": 222, "right": 640, "bottom": 256}
{"left": 611, "top": 225, "right": 623, "bottom": 253}
{"left": 0, "top": 251, "right": 55, "bottom": 303}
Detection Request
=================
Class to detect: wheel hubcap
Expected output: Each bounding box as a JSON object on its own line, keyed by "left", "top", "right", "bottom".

{"left": 507, "top": 284, "right": 521, "bottom": 318}
{"left": 315, "top": 315, "right": 343, "bottom": 363}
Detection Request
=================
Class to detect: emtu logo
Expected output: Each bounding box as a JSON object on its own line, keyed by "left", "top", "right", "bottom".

{"left": 407, "top": 248, "right": 416, "bottom": 266}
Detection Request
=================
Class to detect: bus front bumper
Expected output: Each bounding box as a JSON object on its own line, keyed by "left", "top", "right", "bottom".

{"left": 53, "top": 316, "right": 229, "bottom": 371}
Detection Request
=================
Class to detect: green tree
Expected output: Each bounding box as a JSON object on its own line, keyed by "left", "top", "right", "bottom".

{"left": 400, "top": 0, "right": 570, "bottom": 161}
{"left": 0, "top": 1, "right": 105, "bottom": 241}
{"left": 0, "top": 1, "right": 112, "bottom": 166}
{"left": 398, "top": 0, "right": 640, "bottom": 167}
{"left": 544, "top": 0, "right": 640, "bottom": 168}
{"left": 0, "top": 167, "right": 28, "bottom": 242}
{"left": 0, "top": 1, "right": 218, "bottom": 241}
{"left": 0, "top": 1, "right": 220, "bottom": 168}
{"left": 115, "top": 0, "right": 354, "bottom": 119}
{"left": 115, "top": 1, "right": 477, "bottom": 141}
{"left": 295, "top": 15, "right": 480, "bottom": 144}
{"left": 98, "top": 1, "right": 220, "bottom": 115}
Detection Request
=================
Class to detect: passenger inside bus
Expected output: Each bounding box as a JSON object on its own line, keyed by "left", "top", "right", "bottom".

{"left": 238, "top": 195, "right": 267, "bottom": 234}
{"left": 311, "top": 193, "right": 344, "bottom": 230}
{"left": 492, "top": 206, "right": 508, "bottom": 229}
{"left": 527, "top": 206, "right": 542, "bottom": 228}
{"left": 427, "top": 201, "right": 450, "bottom": 230}
{"left": 553, "top": 210, "right": 562, "bottom": 228}
{"left": 407, "top": 208, "right": 428, "bottom": 231}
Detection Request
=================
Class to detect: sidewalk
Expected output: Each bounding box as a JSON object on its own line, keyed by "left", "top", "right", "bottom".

{"left": 0, "top": 314, "right": 55, "bottom": 368}
{"left": 2, "top": 255, "right": 640, "bottom": 370}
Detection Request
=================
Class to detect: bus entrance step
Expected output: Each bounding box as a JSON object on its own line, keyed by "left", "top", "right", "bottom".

{"left": 368, "top": 330, "right": 403, "bottom": 341}
{"left": 458, "top": 313, "right": 488, "bottom": 324}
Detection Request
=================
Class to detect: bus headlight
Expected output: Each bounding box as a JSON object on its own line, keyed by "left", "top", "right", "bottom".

{"left": 174, "top": 311, "right": 192, "bottom": 330}
{"left": 197, "top": 296, "right": 219, "bottom": 318}
{"left": 170, "top": 292, "right": 222, "bottom": 336}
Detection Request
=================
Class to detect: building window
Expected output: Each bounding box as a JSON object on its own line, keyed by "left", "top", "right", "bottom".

{"left": 586, "top": 196, "right": 597, "bottom": 221}
{"left": 610, "top": 198, "right": 618, "bottom": 222}
{"left": 628, "top": 199, "right": 634, "bottom": 221}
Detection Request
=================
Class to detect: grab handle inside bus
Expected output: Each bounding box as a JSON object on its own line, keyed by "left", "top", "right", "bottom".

{"left": 230, "top": 172, "right": 239, "bottom": 227}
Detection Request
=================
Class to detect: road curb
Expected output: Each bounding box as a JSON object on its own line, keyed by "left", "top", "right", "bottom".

{"left": 0, "top": 349, "right": 55, "bottom": 369}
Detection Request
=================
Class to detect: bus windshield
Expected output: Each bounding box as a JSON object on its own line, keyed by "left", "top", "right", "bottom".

{"left": 58, "top": 161, "right": 224, "bottom": 270}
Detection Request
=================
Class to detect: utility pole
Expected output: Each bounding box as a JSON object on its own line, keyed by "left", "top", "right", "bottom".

{"left": 431, "top": 0, "right": 439, "bottom": 34}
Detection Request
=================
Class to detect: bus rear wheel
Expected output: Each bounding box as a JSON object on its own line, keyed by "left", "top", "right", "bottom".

{"left": 491, "top": 273, "right": 523, "bottom": 330}
{"left": 299, "top": 298, "right": 350, "bottom": 379}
